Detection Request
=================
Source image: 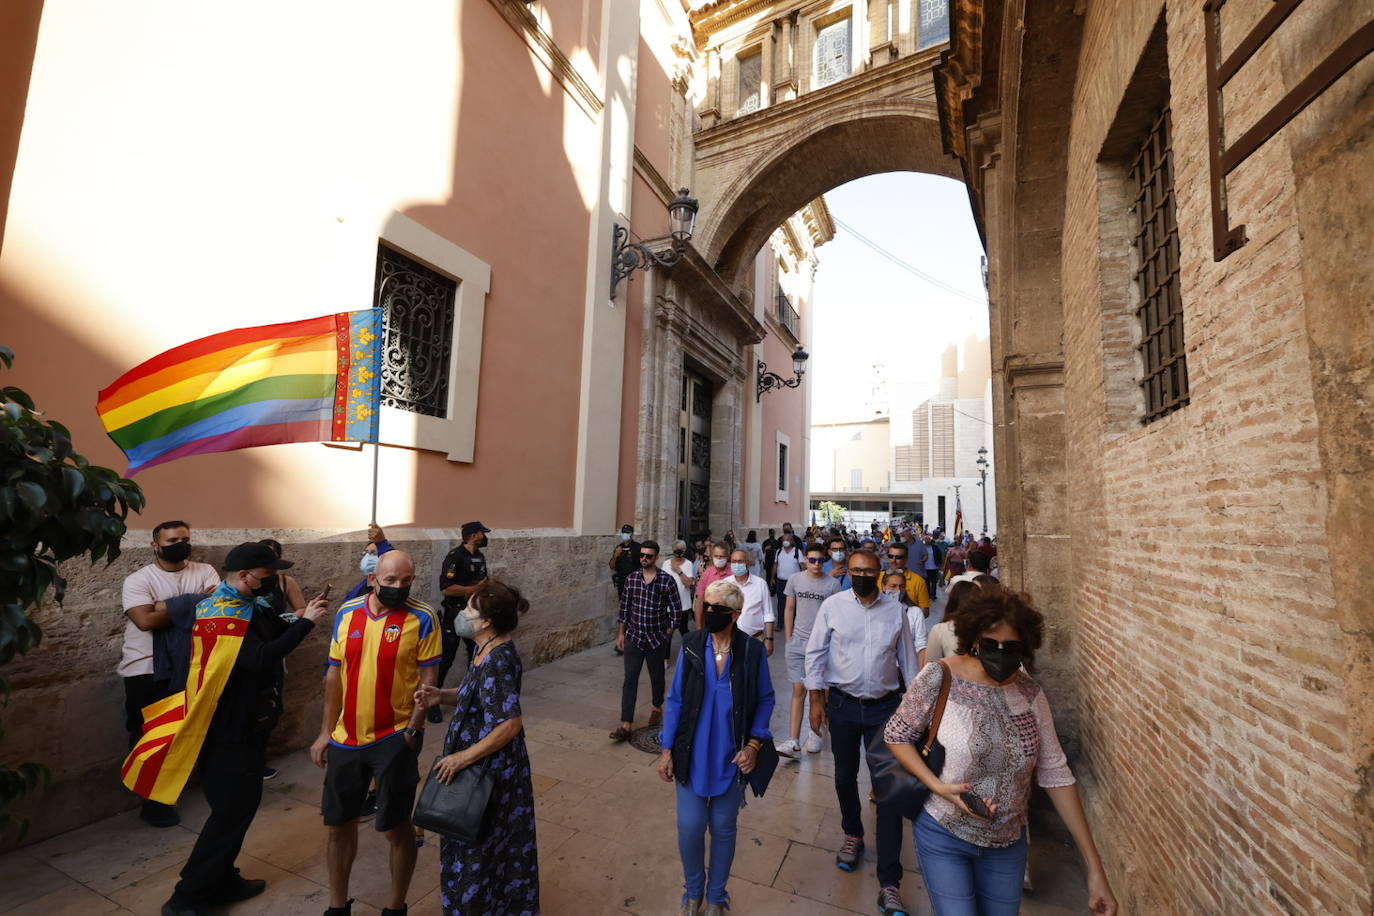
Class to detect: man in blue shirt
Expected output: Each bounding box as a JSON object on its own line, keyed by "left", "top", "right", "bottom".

{"left": 821, "top": 535, "right": 850, "bottom": 590}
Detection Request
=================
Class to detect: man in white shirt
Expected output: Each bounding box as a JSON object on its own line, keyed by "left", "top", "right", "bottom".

{"left": 120, "top": 519, "right": 220, "bottom": 827}
{"left": 729, "top": 548, "right": 775, "bottom": 654}
{"left": 659, "top": 540, "right": 696, "bottom": 632}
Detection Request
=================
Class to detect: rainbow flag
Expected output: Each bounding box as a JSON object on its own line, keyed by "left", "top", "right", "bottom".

{"left": 121, "top": 584, "right": 253, "bottom": 804}
{"left": 98, "top": 309, "right": 382, "bottom": 475}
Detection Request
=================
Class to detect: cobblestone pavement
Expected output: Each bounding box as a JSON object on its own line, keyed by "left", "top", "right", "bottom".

{"left": 0, "top": 591, "right": 1088, "bottom": 915}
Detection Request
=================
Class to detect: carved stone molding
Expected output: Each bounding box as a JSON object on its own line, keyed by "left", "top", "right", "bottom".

{"left": 487, "top": 0, "right": 604, "bottom": 119}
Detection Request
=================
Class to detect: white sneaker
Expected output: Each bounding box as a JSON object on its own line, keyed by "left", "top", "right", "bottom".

{"left": 804, "top": 730, "right": 823, "bottom": 753}
{"left": 777, "top": 738, "right": 801, "bottom": 758}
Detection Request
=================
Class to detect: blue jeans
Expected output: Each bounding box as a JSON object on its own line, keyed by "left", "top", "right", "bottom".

{"left": 676, "top": 779, "right": 742, "bottom": 905}
{"left": 915, "top": 810, "right": 1026, "bottom": 916}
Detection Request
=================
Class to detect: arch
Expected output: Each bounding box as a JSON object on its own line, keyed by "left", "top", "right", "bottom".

{"left": 698, "top": 97, "right": 959, "bottom": 290}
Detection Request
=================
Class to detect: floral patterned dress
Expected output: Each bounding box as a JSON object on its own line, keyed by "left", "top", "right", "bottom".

{"left": 439, "top": 640, "right": 539, "bottom": 915}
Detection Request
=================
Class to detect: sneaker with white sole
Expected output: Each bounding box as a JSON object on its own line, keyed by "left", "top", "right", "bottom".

{"left": 777, "top": 738, "right": 801, "bottom": 758}
{"left": 804, "top": 730, "right": 823, "bottom": 753}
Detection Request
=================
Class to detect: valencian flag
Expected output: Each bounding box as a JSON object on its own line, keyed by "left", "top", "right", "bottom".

{"left": 121, "top": 583, "right": 254, "bottom": 803}
{"left": 952, "top": 492, "right": 965, "bottom": 539}
{"left": 97, "top": 309, "right": 383, "bottom": 475}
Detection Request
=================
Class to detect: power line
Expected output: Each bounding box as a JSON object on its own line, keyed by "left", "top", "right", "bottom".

{"left": 832, "top": 216, "right": 988, "bottom": 305}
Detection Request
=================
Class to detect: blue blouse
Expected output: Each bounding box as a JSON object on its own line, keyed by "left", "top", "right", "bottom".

{"left": 660, "top": 644, "right": 775, "bottom": 798}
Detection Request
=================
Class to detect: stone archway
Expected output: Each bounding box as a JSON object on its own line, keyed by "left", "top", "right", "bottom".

{"left": 691, "top": 54, "right": 959, "bottom": 290}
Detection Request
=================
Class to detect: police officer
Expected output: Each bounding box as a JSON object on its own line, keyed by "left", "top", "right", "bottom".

{"left": 433, "top": 521, "right": 489, "bottom": 722}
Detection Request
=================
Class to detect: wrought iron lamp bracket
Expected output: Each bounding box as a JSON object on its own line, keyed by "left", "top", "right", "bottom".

{"left": 756, "top": 359, "right": 802, "bottom": 402}
{"left": 610, "top": 224, "right": 684, "bottom": 300}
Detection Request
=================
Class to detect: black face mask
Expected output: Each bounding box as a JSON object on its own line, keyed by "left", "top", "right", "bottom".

{"left": 704, "top": 607, "right": 733, "bottom": 633}
{"left": 250, "top": 574, "right": 279, "bottom": 598}
{"left": 476, "top": 536, "right": 489, "bottom": 549}
{"left": 158, "top": 541, "right": 192, "bottom": 564}
{"left": 376, "top": 584, "right": 411, "bottom": 608}
{"left": 975, "top": 646, "right": 1023, "bottom": 683}
{"left": 850, "top": 574, "right": 879, "bottom": 599}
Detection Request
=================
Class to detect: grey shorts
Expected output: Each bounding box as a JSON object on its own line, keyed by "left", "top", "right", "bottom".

{"left": 785, "top": 638, "right": 808, "bottom": 683}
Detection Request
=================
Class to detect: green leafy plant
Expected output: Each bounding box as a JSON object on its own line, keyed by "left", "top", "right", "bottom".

{"left": 817, "top": 500, "right": 847, "bottom": 527}
{"left": 0, "top": 345, "right": 145, "bottom": 839}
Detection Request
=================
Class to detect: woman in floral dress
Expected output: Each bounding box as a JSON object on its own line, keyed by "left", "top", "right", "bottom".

{"left": 415, "top": 579, "right": 538, "bottom": 915}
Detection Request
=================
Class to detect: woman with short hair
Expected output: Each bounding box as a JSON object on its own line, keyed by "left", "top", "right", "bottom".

{"left": 883, "top": 588, "right": 1117, "bottom": 916}
{"left": 658, "top": 579, "right": 775, "bottom": 916}
{"left": 415, "top": 579, "right": 538, "bottom": 916}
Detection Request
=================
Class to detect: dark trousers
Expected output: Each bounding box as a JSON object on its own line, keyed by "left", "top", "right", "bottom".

{"left": 827, "top": 690, "right": 904, "bottom": 888}
{"left": 172, "top": 736, "right": 267, "bottom": 907}
{"left": 924, "top": 570, "right": 941, "bottom": 598}
{"left": 621, "top": 639, "right": 670, "bottom": 723}
{"left": 123, "top": 674, "right": 174, "bottom": 747}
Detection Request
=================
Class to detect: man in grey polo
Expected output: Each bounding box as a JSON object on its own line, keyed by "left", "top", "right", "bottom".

{"left": 778, "top": 541, "right": 840, "bottom": 757}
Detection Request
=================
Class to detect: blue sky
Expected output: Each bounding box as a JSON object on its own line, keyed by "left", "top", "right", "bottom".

{"left": 809, "top": 172, "right": 988, "bottom": 425}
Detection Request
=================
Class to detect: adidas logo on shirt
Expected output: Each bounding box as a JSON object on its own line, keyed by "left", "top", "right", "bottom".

{"left": 349, "top": 629, "right": 363, "bottom": 639}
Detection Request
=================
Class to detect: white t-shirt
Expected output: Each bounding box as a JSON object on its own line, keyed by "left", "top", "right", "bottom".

{"left": 733, "top": 574, "right": 774, "bottom": 635}
{"left": 118, "top": 561, "right": 221, "bottom": 677}
{"left": 906, "top": 606, "right": 930, "bottom": 654}
{"left": 658, "top": 556, "right": 696, "bottom": 615}
{"left": 774, "top": 545, "right": 803, "bottom": 581}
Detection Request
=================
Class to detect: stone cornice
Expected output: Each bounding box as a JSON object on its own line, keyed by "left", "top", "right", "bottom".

{"left": 487, "top": 0, "right": 604, "bottom": 119}
{"left": 634, "top": 147, "right": 675, "bottom": 205}
{"left": 650, "top": 240, "right": 766, "bottom": 345}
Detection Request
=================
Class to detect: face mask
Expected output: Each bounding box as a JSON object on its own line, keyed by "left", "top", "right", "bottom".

{"left": 620, "top": 532, "right": 631, "bottom": 542}
{"left": 704, "top": 606, "right": 733, "bottom": 633}
{"left": 250, "top": 574, "right": 278, "bottom": 598}
{"left": 359, "top": 552, "right": 379, "bottom": 575}
{"left": 158, "top": 541, "right": 192, "bottom": 564}
{"left": 975, "top": 643, "right": 1023, "bottom": 683}
{"left": 453, "top": 607, "right": 479, "bottom": 639}
{"left": 730, "top": 562, "right": 748, "bottom": 577}
{"left": 476, "top": 535, "right": 489, "bottom": 549}
{"left": 782, "top": 540, "right": 792, "bottom": 549}
{"left": 830, "top": 550, "right": 845, "bottom": 563}
{"left": 884, "top": 587, "right": 903, "bottom": 596}
{"left": 713, "top": 557, "right": 728, "bottom": 569}
{"left": 375, "top": 584, "right": 410, "bottom": 608}
{"left": 850, "top": 575, "right": 878, "bottom": 598}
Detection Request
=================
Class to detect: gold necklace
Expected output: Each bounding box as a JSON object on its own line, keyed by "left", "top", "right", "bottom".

{"left": 712, "top": 638, "right": 731, "bottom": 662}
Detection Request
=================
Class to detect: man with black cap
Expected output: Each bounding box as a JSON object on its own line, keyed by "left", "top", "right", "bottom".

{"left": 154, "top": 542, "right": 329, "bottom": 916}
{"left": 608, "top": 523, "right": 640, "bottom": 655}
{"left": 434, "top": 521, "right": 490, "bottom": 720}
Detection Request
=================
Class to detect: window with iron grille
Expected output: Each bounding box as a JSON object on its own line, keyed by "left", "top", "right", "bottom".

{"left": 737, "top": 51, "right": 762, "bottom": 115}
{"left": 375, "top": 244, "right": 457, "bottom": 418}
{"left": 1130, "top": 105, "right": 1188, "bottom": 423}
{"left": 777, "top": 442, "right": 788, "bottom": 493}
{"left": 814, "top": 16, "right": 851, "bottom": 89}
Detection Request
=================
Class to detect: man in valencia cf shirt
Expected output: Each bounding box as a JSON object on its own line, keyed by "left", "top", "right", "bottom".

{"left": 311, "top": 550, "right": 441, "bottom": 916}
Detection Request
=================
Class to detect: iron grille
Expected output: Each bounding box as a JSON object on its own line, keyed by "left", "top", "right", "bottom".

{"left": 814, "top": 17, "right": 851, "bottom": 88}
{"left": 374, "top": 244, "right": 457, "bottom": 419}
{"left": 1130, "top": 105, "right": 1189, "bottom": 423}
{"left": 775, "top": 290, "right": 800, "bottom": 338}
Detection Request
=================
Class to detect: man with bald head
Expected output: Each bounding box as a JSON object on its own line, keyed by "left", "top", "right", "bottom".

{"left": 311, "top": 550, "right": 441, "bottom": 916}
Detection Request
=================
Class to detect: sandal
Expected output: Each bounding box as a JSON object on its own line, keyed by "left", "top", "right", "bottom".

{"left": 609, "top": 725, "right": 634, "bottom": 742}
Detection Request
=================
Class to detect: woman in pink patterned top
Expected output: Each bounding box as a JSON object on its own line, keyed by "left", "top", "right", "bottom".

{"left": 883, "top": 588, "right": 1117, "bottom": 916}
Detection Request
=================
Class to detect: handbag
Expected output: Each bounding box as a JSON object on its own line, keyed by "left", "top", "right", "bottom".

{"left": 411, "top": 683, "right": 496, "bottom": 843}
{"left": 865, "top": 659, "right": 952, "bottom": 820}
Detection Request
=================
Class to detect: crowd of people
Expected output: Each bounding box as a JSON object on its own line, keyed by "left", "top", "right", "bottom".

{"left": 609, "top": 521, "right": 1117, "bottom": 916}
{"left": 117, "top": 515, "right": 1115, "bottom": 916}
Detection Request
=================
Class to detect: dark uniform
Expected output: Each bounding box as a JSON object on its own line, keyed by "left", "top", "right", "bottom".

{"left": 611, "top": 538, "right": 640, "bottom": 596}
{"left": 438, "top": 542, "right": 486, "bottom": 686}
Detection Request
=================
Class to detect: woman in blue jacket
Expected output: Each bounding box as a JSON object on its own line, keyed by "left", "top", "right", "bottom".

{"left": 657, "top": 578, "right": 775, "bottom": 916}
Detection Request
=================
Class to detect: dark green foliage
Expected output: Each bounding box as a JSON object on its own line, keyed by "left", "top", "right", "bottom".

{"left": 0, "top": 344, "right": 145, "bottom": 839}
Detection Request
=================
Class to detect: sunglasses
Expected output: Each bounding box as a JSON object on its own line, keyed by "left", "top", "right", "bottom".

{"left": 977, "top": 638, "right": 1024, "bottom": 654}
{"left": 887, "top": 553, "right": 906, "bottom": 559}
{"left": 805, "top": 556, "right": 825, "bottom": 563}
{"left": 705, "top": 603, "right": 735, "bottom": 613}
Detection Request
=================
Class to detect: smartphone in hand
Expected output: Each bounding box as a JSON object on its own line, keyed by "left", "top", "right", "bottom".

{"left": 959, "top": 791, "right": 993, "bottom": 821}
{"left": 320, "top": 583, "right": 333, "bottom": 600}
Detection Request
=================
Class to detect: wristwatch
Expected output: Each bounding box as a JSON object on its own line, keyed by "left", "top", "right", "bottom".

{"left": 763, "top": 636, "right": 774, "bottom": 642}
{"left": 404, "top": 727, "right": 424, "bottom": 740}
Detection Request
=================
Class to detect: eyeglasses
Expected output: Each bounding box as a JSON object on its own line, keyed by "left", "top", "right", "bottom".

{"left": 639, "top": 552, "right": 658, "bottom": 559}
{"left": 977, "top": 638, "right": 1024, "bottom": 654}
{"left": 805, "top": 557, "right": 824, "bottom": 564}
{"left": 848, "top": 570, "right": 879, "bottom": 579}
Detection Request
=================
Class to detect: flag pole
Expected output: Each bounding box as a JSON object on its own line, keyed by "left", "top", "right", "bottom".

{"left": 370, "top": 440, "right": 380, "bottom": 525}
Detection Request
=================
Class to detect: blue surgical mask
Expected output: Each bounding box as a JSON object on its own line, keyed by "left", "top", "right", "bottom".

{"left": 730, "top": 562, "right": 748, "bottom": 577}
{"left": 359, "top": 552, "right": 379, "bottom": 575}
{"left": 452, "top": 607, "right": 478, "bottom": 639}
{"left": 830, "top": 550, "right": 845, "bottom": 563}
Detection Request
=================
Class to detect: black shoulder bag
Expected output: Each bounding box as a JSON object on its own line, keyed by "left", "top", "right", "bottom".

{"left": 412, "top": 683, "right": 496, "bottom": 843}
{"left": 865, "top": 659, "right": 952, "bottom": 820}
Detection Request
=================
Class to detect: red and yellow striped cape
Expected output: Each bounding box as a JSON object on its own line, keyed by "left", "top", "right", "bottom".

{"left": 121, "top": 583, "right": 253, "bottom": 805}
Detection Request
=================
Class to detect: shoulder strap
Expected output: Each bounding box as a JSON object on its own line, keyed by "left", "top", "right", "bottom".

{"left": 921, "top": 660, "right": 953, "bottom": 756}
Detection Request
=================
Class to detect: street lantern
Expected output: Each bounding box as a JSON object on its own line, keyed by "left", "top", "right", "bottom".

{"left": 976, "top": 446, "right": 990, "bottom": 536}
{"left": 757, "top": 346, "right": 809, "bottom": 401}
{"left": 610, "top": 188, "right": 699, "bottom": 300}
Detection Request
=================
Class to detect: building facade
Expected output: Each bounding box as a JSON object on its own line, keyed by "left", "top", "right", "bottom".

{"left": 940, "top": 0, "right": 1374, "bottom": 910}
{"left": 0, "top": 0, "right": 817, "bottom": 844}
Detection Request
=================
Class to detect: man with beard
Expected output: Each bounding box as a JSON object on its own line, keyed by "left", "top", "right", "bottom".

{"left": 609, "top": 540, "right": 681, "bottom": 741}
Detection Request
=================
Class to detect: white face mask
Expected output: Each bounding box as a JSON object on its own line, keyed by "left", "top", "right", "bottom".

{"left": 712, "top": 556, "right": 728, "bottom": 569}
{"left": 620, "top": 532, "right": 631, "bottom": 542}
{"left": 730, "top": 562, "right": 748, "bottom": 577}
{"left": 831, "top": 550, "right": 845, "bottom": 563}
{"left": 782, "top": 540, "right": 792, "bottom": 549}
